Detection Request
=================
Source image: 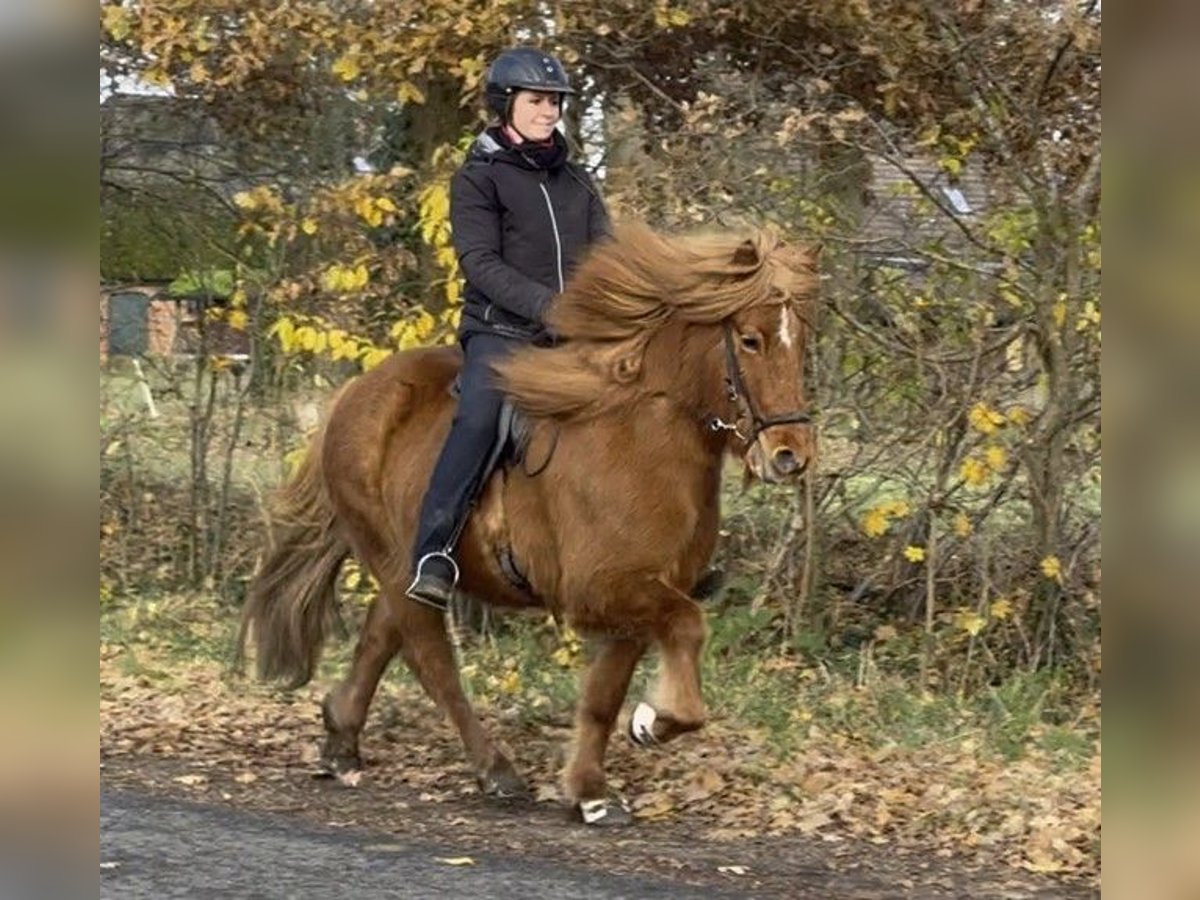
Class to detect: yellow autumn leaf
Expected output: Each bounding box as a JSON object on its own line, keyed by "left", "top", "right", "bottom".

{"left": 270, "top": 316, "right": 296, "bottom": 352}
{"left": 551, "top": 646, "right": 576, "bottom": 667}
{"left": 102, "top": 5, "right": 131, "bottom": 40}
{"left": 331, "top": 338, "right": 360, "bottom": 362}
{"left": 375, "top": 196, "right": 398, "bottom": 213}
{"left": 1040, "top": 555, "right": 1063, "bottom": 582}
{"left": 990, "top": 598, "right": 1014, "bottom": 620}
{"left": 861, "top": 508, "right": 889, "bottom": 538}
{"left": 301, "top": 218, "right": 319, "bottom": 235}
{"left": 959, "top": 456, "right": 992, "bottom": 487}
{"left": 955, "top": 610, "right": 986, "bottom": 637}
{"left": 396, "top": 322, "right": 422, "bottom": 351}
{"left": 881, "top": 499, "right": 911, "bottom": 518}
{"left": 189, "top": 61, "right": 210, "bottom": 84}
{"left": 903, "top": 545, "right": 926, "bottom": 563}
{"left": 436, "top": 245, "right": 458, "bottom": 272}
{"left": 295, "top": 326, "right": 317, "bottom": 352}
{"left": 360, "top": 347, "right": 393, "bottom": 371}
{"left": 331, "top": 54, "right": 361, "bottom": 82}
{"left": 398, "top": 80, "right": 427, "bottom": 104}
{"left": 228, "top": 310, "right": 248, "bottom": 330}
{"left": 413, "top": 310, "right": 436, "bottom": 340}
{"left": 1076, "top": 300, "right": 1101, "bottom": 332}
{"left": 1052, "top": 299, "right": 1067, "bottom": 329}
{"left": 984, "top": 445, "right": 1008, "bottom": 471}
{"left": 356, "top": 196, "right": 383, "bottom": 227}
{"left": 968, "top": 403, "right": 1007, "bottom": 435}
{"left": 1007, "top": 406, "right": 1031, "bottom": 427}
{"left": 498, "top": 669, "right": 521, "bottom": 695}
{"left": 418, "top": 182, "right": 450, "bottom": 244}
{"left": 143, "top": 68, "right": 173, "bottom": 89}
{"left": 953, "top": 513, "right": 972, "bottom": 537}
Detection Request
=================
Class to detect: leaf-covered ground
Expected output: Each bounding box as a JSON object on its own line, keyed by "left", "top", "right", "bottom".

{"left": 100, "top": 598, "right": 1099, "bottom": 897}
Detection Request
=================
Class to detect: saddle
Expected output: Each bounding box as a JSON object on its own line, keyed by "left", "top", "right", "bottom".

{"left": 448, "top": 375, "right": 537, "bottom": 479}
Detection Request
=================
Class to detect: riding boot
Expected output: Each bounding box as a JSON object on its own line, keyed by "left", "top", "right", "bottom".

{"left": 407, "top": 552, "right": 460, "bottom": 611}
{"left": 407, "top": 333, "right": 515, "bottom": 611}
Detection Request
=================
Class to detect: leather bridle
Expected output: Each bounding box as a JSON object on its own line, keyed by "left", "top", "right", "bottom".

{"left": 705, "top": 321, "right": 812, "bottom": 444}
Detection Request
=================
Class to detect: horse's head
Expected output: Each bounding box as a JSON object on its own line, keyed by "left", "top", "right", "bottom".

{"left": 717, "top": 241, "right": 819, "bottom": 483}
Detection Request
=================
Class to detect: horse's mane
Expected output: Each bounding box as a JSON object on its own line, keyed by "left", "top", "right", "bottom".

{"left": 495, "top": 222, "right": 816, "bottom": 420}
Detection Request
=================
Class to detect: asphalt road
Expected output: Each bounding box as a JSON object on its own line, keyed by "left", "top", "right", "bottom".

{"left": 100, "top": 789, "right": 735, "bottom": 899}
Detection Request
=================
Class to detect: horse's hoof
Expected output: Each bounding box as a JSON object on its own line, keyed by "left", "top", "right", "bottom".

{"left": 478, "top": 767, "right": 530, "bottom": 800}
{"left": 578, "top": 797, "right": 633, "bottom": 827}
{"left": 316, "top": 752, "right": 362, "bottom": 779}
{"left": 628, "top": 702, "right": 659, "bottom": 747}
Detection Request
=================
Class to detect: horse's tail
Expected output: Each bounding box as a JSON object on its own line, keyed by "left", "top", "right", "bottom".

{"left": 237, "top": 400, "right": 350, "bottom": 688}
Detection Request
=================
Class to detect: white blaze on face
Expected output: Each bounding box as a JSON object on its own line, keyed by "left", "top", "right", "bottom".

{"left": 778, "top": 305, "right": 794, "bottom": 348}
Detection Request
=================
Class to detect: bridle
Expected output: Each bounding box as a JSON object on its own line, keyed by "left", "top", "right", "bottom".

{"left": 706, "top": 320, "right": 812, "bottom": 445}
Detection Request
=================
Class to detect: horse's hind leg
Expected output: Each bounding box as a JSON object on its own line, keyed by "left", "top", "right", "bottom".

{"left": 563, "top": 637, "right": 648, "bottom": 825}
{"left": 320, "top": 591, "right": 403, "bottom": 774}
{"left": 322, "top": 590, "right": 524, "bottom": 796}
{"left": 393, "top": 600, "right": 527, "bottom": 797}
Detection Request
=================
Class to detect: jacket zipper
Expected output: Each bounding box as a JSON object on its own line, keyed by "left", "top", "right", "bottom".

{"left": 538, "top": 183, "right": 565, "bottom": 292}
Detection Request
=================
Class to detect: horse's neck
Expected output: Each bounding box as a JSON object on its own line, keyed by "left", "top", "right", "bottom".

{"left": 642, "top": 319, "right": 729, "bottom": 429}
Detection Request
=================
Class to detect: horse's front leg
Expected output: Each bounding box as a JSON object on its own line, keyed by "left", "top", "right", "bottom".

{"left": 563, "top": 636, "right": 648, "bottom": 826}
{"left": 627, "top": 584, "right": 708, "bottom": 747}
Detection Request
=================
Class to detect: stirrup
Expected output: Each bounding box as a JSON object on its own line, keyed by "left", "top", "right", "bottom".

{"left": 416, "top": 551, "right": 460, "bottom": 585}
{"left": 405, "top": 552, "right": 460, "bottom": 611}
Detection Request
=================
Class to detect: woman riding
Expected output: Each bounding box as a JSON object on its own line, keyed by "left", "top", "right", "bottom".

{"left": 406, "top": 46, "right": 611, "bottom": 609}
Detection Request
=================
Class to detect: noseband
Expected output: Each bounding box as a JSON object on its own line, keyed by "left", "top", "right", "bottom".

{"left": 706, "top": 321, "right": 812, "bottom": 444}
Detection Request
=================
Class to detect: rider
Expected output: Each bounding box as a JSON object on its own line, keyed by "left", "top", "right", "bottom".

{"left": 406, "top": 46, "right": 611, "bottom": 610}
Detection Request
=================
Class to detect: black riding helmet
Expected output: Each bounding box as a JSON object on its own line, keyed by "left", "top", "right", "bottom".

{"left": 484, "top": 47, "right": 576, "bottom": 123}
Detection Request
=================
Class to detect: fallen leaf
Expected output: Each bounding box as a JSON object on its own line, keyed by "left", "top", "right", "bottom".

{"left": 436, "top": 857, "right": 476, "bottom": 867}
{"left": 632, "top": 791, "right": 675, "bottom": 820}
{"left": 336, "top": 770, "right": 362, "bottom": 788}
{"left": 683, "top": 767, "right": 725, "bottom": 804}
{"left": 717, "top": 865, "right": 749, "bottom": 875}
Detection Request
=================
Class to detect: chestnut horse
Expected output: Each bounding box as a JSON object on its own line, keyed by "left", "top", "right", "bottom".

{"left": 239, "top": 223, "right": 818, "bottom": 825}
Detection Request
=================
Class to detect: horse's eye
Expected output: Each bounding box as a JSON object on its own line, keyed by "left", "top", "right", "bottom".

{"left": 740, "top": 333, "right": 762, "bottom": 353}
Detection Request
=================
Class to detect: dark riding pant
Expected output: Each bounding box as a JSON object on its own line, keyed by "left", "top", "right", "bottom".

{"left": 411, "top": 332, "right": 517, "bottom": 567}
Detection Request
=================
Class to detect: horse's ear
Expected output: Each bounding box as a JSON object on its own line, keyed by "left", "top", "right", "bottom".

{"left": 804, "top": 243, "right": 823, "bottom": 272}
{"left": 731, "top": 239, "right": 760, "bottom": 268}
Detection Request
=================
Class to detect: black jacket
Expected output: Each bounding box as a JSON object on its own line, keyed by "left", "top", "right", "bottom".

{"left": 450, "top": 127, "right": 610, "bottom": 340}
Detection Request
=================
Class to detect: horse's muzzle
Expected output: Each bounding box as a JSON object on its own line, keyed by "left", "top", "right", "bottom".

{"left": 746, "top": 437, "right": 813, "bottom": 483}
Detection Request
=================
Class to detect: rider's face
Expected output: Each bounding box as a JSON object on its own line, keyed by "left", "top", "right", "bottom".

{"left": 509, "top": 90, "right": 562, "bottom": 142}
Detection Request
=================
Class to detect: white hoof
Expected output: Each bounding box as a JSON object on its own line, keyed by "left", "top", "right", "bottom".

{"left": 578, "top": 797, "right": 632, "bottom": 826}
{"left": 629, "top": 701, "right": 659, "bottom": 746}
